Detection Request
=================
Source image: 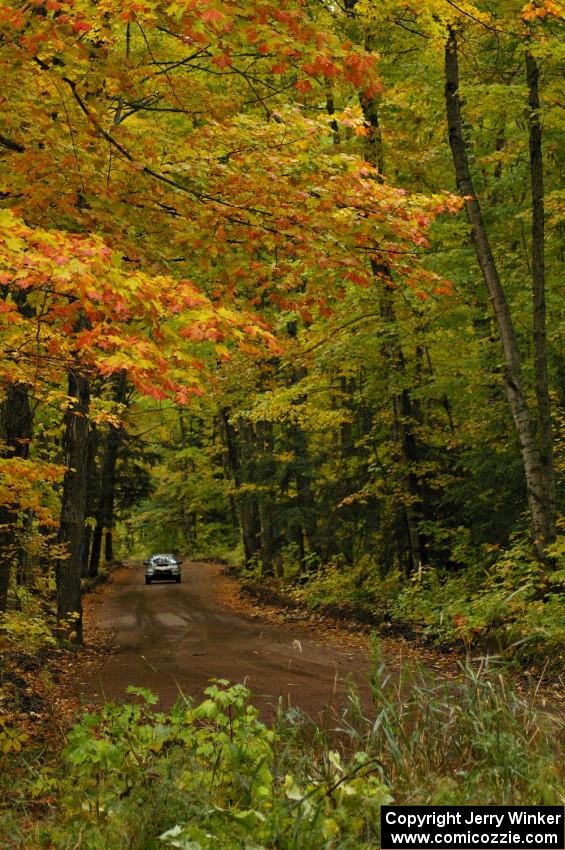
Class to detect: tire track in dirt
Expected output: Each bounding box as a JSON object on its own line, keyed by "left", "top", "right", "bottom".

{"left": 76, "top": 561, "right": 376, "bottom": 720}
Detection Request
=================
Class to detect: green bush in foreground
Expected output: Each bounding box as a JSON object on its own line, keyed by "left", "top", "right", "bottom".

{"left": 4, "top": 656, "right": 564, "bottom": 849}
{"left": 32, "top": 680, "right": 390, "bottom": 850}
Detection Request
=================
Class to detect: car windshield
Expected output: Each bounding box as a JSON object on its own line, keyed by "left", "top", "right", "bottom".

{"left": 150, "top": 554, "right": 176, "bottom": 563}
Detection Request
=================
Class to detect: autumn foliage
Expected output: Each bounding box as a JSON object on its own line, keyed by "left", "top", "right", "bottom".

{"left": 0, "top": 2, "right": 564, "bottom": 846}
{"left": 0, "top": 0, "right": 562, "bottom": 660}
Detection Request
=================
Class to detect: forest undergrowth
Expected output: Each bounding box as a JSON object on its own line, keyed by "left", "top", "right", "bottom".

{"left": 238, "top": 532, "right": 565, "bottom": 679}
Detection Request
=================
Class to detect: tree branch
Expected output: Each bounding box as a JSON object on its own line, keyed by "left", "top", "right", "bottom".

{"left": 0, "top": 133, "right": 25, "bottom": 153}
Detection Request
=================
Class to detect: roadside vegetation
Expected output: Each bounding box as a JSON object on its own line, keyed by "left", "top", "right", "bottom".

{"left": 238, "top": 536, "right": 565, "bottom": 673}
{"left": 2, "top": 652, "right": 563, "bottom": 849}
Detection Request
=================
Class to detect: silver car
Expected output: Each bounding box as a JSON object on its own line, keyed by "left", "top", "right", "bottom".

{"left": 143, "top": 553, "right": 182, "bottom": 585}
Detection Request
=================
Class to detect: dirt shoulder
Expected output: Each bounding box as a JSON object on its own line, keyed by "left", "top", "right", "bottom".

{"left": 215, "top": 568, "right": 565, "bottom": 714}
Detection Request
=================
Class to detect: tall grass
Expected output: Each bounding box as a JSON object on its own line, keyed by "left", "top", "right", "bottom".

{"left": 336, "top": 641, "right": 564, "bottom": 806}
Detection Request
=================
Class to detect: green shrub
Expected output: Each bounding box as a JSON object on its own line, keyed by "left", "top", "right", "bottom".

{"left": 389, "top": 534, "right": 565, "bottom": 668}
{"left": 0, "top": 587, "right": 56, "bottom": 655}
{"left": 40, "top": 681, "right": 389, "bottom": 850}
{"left": 287, "top": 559, "right": 399, "bottom": 624}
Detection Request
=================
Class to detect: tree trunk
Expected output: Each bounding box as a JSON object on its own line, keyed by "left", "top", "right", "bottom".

{"left": 56, "top": 369, "right": 90, "bottom": 642}
{"left": 360, "top": 92, "right": 426, "bottom": 575}
{"left": 17, "top": 510, "right": 34, "bottom": 587}
{"left": 258, "top": 499, "right": 280, "bottom": 577}
{"left": 88, "top": 520, "right": 103, "bottom": 579}
{"left": 394, "top": 387, "right": 425, "bottom": 576}
{"left": 526, "top": 49, "right": 556, "bottom": 548}
{"left": 105, "top": 528, "right": 114, "bottom": 563}
{"left": 89, "top": 372, "right": 127, "bottom": 576}
{"left": 359, "top": 90, "right": 384, "bottom": 177}
{"left": 256, "top": 419, "right": 282, "bottom": 577}
{"left": 237, "top": 419, "right": 263, "bottom": 567}
{"left": 293, "top": 433, "right": 319, "bottom": 564}
{"left": 445, "top": 29, "right": 555, "bottom": 567}
{"left": 0, "top": 383, "right": 33, "bottom": 611}
{"left": 0, "top": 509, "right": 12, "bottom": 613}
{"left": 178, "top": 408, "right": 198, "bottom": 548}
{"left": 82, "top": 422, "right": 99, "bottom": 576}
{"left": 218, "top": 409, "right": 261, "bottom": 567}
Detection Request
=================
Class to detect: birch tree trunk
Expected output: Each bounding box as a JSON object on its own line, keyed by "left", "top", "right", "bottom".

{"left": 445, "top": 29, "right": 555, "bottom": 567}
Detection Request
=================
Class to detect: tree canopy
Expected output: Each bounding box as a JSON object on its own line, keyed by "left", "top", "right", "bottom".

{"left": 0, "top": 0, "right": 563, "bottom": 659}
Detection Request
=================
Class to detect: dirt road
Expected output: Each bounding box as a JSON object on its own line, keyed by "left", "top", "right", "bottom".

{"left": 78, "top": 562, "right": 373, "bottom": 720}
